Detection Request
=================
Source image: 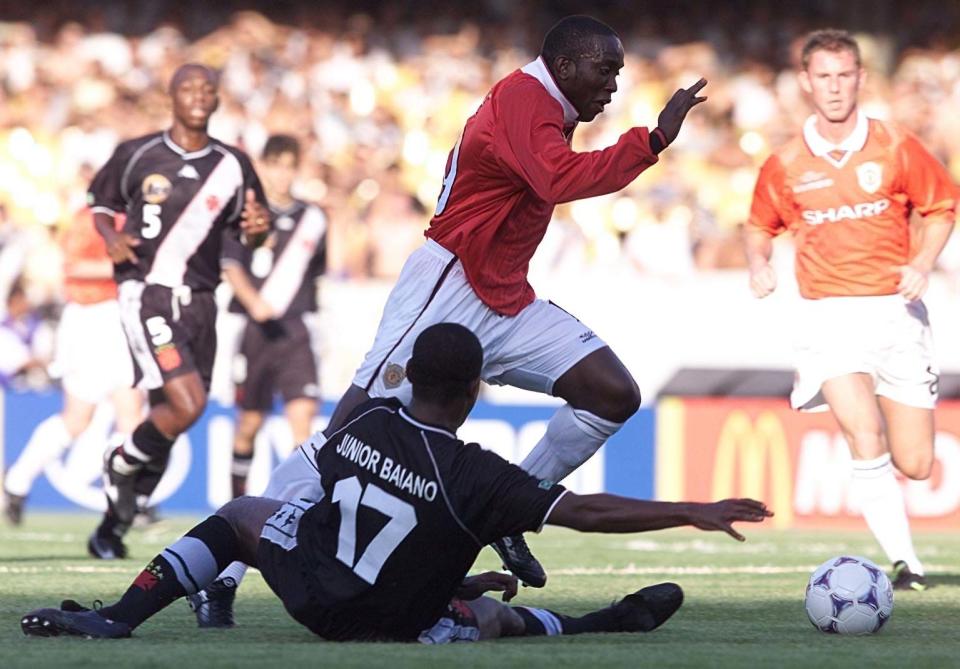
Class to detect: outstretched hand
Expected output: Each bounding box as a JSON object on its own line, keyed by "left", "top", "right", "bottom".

{"left": 691, "top": 498, "right": 773, "bottom": 542}
{"left": 456, "top": 571, "right": 519, "bottom": 602}
{"left": 657, "top": 78, "right": 708, "bottom": 145}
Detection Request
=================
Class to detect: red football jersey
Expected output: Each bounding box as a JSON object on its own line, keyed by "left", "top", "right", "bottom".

{"left": 749, "top": 113, "right": 958, "bottom": 298}
{"left": 61, "top": 208, "right": 118, "bottom": 305}
{"left": 426, "top": 57, "right": 659, "bottom": 316}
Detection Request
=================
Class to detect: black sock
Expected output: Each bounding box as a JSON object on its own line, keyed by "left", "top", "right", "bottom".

{"left": 230, "top": 452, "right": 253, "bottom": 498}
{"left": 98, "top": 515, "right": 238, "bottom": 628}
{"left": 117, "top": 420, "right": 176, "bottom": 469}
{"left": 514, "top": 606, "right": 618, "bottom": 636}
{"left": 131, "top": 420, "right": 176, "bottom": 460}
{"left": 134, "top": 452, "right": 170, "bottom": 500}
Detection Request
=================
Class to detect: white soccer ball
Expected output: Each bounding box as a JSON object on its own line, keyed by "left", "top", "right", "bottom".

{"left": 804, "top": 555, "right": 893, "bottom": 635}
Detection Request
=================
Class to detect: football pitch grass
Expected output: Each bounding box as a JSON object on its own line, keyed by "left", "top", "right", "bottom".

{"left": 1, "top": 515, "right": 958, "bottom": 668}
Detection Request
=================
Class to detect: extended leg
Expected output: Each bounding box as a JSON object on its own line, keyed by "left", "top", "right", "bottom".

{"left": 457, "top": 582, "right": 683, "bottom": 641}
{"left": 4, "top": 393, "right": 96, "bottom": 524}
{"left": 495, "top": 347, "right": 641, "bottom": 587}
{"left": 91, "top": 374, "right": 207, "bottom": 559}
{"left": 877, "top": 396, "right": 933, "bottom": 590}
{"left": 821, "top": 374, "right": 925, "bottom": 589}
{"left": 22, "top": 497, "right": 280, "bottom": 638}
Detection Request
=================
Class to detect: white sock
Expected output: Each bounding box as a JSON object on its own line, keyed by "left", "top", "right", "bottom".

{"left": 520, "top": 404, "right": 622, "bottom": 483}
{"left": 850, "top": 454, "right": 924, "bottom": 574}
{"left": 4, "top": 415, "right": 73, "bottom": 497}
{"left": 217, "top": 561, "right": 248, "bottom": 586}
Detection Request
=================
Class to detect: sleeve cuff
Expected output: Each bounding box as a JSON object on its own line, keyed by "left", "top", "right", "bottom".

{"left": 536, "top": 489, "right": 569, "bottom": 533}
{"left": 650, "top": 127, "right": 669, "bottom": 154}
{"left": 89, "top": 206, "right": 117, "bottom": 216}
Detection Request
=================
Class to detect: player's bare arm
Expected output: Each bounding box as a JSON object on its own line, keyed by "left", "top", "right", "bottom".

{"left": 745, "top": 227, "right": 777, "bottom": 298}
{"left": 92, "top": 211, "right": 139, "bottom": 265}
{"left": 222, "top": 262, "right": 276, "bottom": 322}
{"left": 896, "top": 220, "right": 954, "bottom": 301}
{"left": 656, "top": 78, "right": 708, "bottom": 145}
{"left": 547, "top": 493, "right": 772, "bottom": 541}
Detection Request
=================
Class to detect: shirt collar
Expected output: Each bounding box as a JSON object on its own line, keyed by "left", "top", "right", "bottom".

{"left": 162, "top": 130, "right": 213, "bottom": 160}
{"left": 269, "top": 201, "right": 302, "bottom": 217}
{"left": 398, "top": 407, "right": 457, "bottom": 440}
{"left": 803, "top": 111, "right": 869, "bottom": 157}
{"left": 520, "top": 56, "right": 580, "bottom": 128}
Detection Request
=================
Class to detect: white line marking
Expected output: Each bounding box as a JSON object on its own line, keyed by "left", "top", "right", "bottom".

{"left": 0, "top": 564, "right": 264, "bottom": 575}
{"left": 548, "top": 563, "right": 958, "bottom": 576}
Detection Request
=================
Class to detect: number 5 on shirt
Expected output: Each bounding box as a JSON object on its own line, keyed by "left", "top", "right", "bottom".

{"left": 142, "top": 204, "right": 162, "bottom": 239}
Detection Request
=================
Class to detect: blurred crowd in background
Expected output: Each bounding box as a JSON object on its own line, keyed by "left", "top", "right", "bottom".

{"left": 1, "top": 0, "right": 959, "bottom": 388}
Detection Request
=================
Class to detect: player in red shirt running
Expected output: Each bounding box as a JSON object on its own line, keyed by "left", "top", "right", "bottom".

{"left": 314, "top": 15, "right": 708, "bottom": 587}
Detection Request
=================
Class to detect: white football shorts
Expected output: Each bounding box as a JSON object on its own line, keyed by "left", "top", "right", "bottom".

{"left": 262, "top": 435, "right": 326, "bottom": 502}
{"left": 50, "top": 300, "right": 134, "bottom": 404}
{"left": 353, "top": 240, "right": 607, "bottom": 403}
{"left": 791, "top": 295, "right": 938, "bottom": 411}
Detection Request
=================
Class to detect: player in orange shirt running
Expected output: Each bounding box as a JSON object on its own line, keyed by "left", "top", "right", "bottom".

{"left": 3, "top": 208, "right": 144, "bottom": 524}
{"left": 745, "top": 30, "right": 957, "bottom": 591}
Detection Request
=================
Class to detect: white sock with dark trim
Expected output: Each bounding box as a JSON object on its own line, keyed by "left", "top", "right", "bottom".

{"left": 851, "top": 454, "right": 924, "bottom": 574}
{"left": 520, "top": 404, "right": 622, "bottom": 483}
{"left": 515, "top": 607, "right": 563, "bottom": 636}
{"left": 216, "top": 561, "right": 249, "bottom": 586}
{"left": 99, "top": 515, "right": 239, "bottom": 628}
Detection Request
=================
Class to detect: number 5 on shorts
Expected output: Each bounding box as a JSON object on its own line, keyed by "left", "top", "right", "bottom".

{"left": 332, "top": 476, "right": 417, "bottom": 584}
{"left": 146, "top": 316, "right": 172, "bottom": 346}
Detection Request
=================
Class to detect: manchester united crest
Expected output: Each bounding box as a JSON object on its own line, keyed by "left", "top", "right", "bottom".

{"left": 383, "top": 362, "right": 405, "bottom": 389}
{"left": 142, "top": 174, "right": 172, "bottom": 204}
{"left": 855, "top": 161, "right": 883, "bottom": 194}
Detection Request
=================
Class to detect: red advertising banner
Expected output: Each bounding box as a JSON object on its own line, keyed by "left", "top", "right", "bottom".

{"left": 656, "top": 397, "right": 960, "bottom": 530}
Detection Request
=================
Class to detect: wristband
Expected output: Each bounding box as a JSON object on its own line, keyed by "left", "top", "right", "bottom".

{"left": 650, "top": 127, "right": 669, "bottom": 154}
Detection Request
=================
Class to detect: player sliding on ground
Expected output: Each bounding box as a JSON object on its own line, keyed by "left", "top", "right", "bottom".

{"left": 275, "top": 13, "right": 708, "bottom": 593}
{"left": 21, "top": 324, "right": 771, "bottom": 642}
{"left": 188, "top": 14, "right": 709, "bottom": 625}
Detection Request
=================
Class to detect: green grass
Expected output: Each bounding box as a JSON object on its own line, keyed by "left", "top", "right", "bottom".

{"left": 1, "top": 515, "right": 958, "bottom": 668}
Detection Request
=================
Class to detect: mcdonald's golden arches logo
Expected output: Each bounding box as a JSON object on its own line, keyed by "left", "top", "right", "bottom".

{"left": 712, "top": 410, "right": 793, "bottom": 528}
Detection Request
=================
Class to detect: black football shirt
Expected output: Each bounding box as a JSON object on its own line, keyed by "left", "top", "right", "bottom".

{"left": 88, "top": 131, "right": 267, "bottom": 291}
{"left": 297, "top": 397, "right": 566, "bottom": 639}
{"left": 222, "top": 199, "right": 327, "bottom": 318}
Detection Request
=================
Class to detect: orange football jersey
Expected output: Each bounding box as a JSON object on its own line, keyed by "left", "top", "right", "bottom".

{"left": 61, "top": 208, "right": 118, "bottom": 305}
{"left": 749, "top": 114, "right": 958, "bottom": 298}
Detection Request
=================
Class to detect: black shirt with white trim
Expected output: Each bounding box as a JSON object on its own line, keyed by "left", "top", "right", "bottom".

{"left": 88, "top": 131, "right": 267, "bottom": 291}
{"left": 297, "top": 397, "right": 566, "bottom": 640}
{"left": 222, "top": 198, "right": 327, "bottom": 318}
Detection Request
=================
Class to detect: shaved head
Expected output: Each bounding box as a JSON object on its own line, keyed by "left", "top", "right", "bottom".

{"left": 539, "top": 15, "right": 623, "bottom": 122}
{"left": 168, "top": 63, "right": 219, "bottom": 95}
{"left": 541, "top": 15, "right": 619, "bottom": 62}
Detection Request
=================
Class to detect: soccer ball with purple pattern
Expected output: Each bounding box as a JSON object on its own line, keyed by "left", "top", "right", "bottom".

{"left": 804, "top": 556, "right": 894, "bottom": 635}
